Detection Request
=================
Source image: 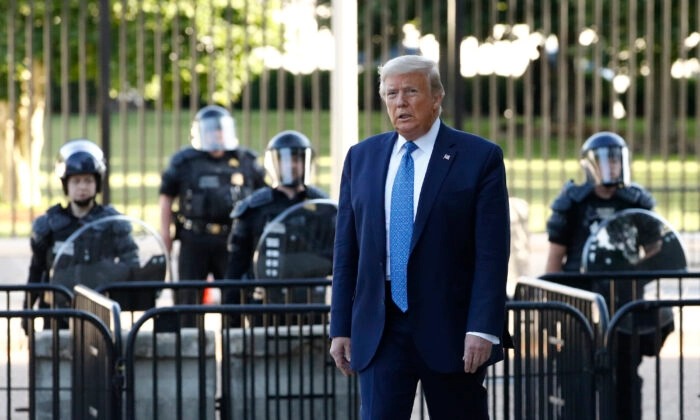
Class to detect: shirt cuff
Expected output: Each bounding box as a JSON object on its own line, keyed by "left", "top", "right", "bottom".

{"left": 466, "top": 331, "right": 500, "bottom": 345}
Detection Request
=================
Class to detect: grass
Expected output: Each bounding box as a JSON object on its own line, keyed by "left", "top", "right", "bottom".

{"left": 2, "top": 110, "right": 699, "bottom": 236}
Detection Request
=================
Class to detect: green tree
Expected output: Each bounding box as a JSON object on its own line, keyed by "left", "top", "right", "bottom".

{"left": 0, "top": 0, "right": 280, "bottom": 206}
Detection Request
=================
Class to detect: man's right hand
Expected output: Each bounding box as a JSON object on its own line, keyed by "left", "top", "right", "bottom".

{"left": 329, "top": 337, "right": 354, "bottom": 376}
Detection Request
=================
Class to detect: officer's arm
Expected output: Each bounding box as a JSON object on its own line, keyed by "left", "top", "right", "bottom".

{"left": 26, "top": 218, "right": 51, "bottom": 311}
{"left": 28, "top": 241, "right": 48, "bottom": 285}
{"left": 225, "top": 217, "right": 254, "bottom": 279}
{"left": 159, "top": 194, "right": 175, "bottom": 253}
{"left": 27, "top": 216, "right": 51, "bottom": 285}
{"left": 545, "top": 182, "right": 578, "bottom": 273}
{"left": 546, "top": 243, "right": 567, "bottom": 273}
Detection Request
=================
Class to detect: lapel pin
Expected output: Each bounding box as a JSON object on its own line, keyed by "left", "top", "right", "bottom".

{"left": 443, "top": 154, "right": 451, "bottom": 160}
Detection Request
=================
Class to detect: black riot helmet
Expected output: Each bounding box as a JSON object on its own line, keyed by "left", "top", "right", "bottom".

{"left": 580, "top": 131, "right": 631, "bottom": 187}
{"left": 190, "top": 105, "right": 238, "bottom": 152}
{"left": 264, "top": 130, "right": 314, "bottom": 187}
{"left": 55, "top": 139, "right": 107, "bottom": 194}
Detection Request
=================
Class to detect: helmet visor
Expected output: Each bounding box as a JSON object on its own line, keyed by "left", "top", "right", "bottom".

{"left": 265, "top": 147, "right": 313, "bottom": 187}
{"left": 192, "top": 115, "right": 238, "bottom": 151}
{"left": 582, "top": 146, "right": 630, "bottom": 187}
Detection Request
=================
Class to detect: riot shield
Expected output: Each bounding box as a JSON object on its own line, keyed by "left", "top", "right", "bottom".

{"left": 582, "top": 208, "right": 687, "bottom": 272}
{"left": 51, "top": 215, "right": 170, "bottom": 310}
{"left": 252, "top": 199, "right": 337, "bottom": 303}
{"left": 581, "top": 208, "right": 684, "bottom": 340}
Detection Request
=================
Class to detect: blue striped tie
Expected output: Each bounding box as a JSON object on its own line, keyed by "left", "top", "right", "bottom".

{"left": 390, "top": 141, "right": 418, "bottom": 312}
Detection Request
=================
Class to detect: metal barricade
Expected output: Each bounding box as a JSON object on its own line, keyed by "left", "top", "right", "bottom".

{"left": 73, "top": 285, "right": 122, "bottom": 352}
{"left": 0, "top": 309, "right": 115, "bottom": 420}
{"left": 537, "top": 271, "right": 700, "bottom": 419}
{"left": 96, "top": 278, "right": 333, "bottom": 329}
{"left": 72, "top": 285, "right": 123, "bottom": 419}
{"left": 601, "top": 298, "right": 700, "bottom": 420}
{"left": 509, "top": 278, "right": 610, "bottom": 419}
{"left": 19, "top": 277, "right": 698, "bottom": 419}
{"left": 0, "top": 283, "right": 73, "bottom": 311}
{"left": 514, "top": 277, "right": 609, "bottom": 344}
{"left": 489, "top": 300, "right": 598, "bottom": 420}
{"left": 121, "top": 304, "right": 357, "bottom": 420}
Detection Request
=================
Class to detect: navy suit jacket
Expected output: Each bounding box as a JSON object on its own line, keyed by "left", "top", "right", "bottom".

{"left": 330, "top": 122, "right": 511, "bottom": 373}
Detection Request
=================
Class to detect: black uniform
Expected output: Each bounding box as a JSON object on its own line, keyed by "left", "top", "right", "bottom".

{"left": 546, "top": 180, "right": 655, "bottom": 273}
{"left": 546, "top": 180, "right": 656, "bottom": 420}
{"left": 160, "top": 147, "right": 265, "bottom": 282}
{"left": 27, "top": 203, "right": 139, "bottom": 311}
{"left": 225, "top": 185, "right": 328, "bottom": 282}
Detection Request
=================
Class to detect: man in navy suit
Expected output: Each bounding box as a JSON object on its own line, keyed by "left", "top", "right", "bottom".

{"left": 329, "top": 55, "right": 511, "bottom": 419}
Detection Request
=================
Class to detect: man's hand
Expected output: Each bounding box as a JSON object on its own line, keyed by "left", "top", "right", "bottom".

{"left": 463, "top": 334, "right": 492, "bottom": 373}
{"left": 329, "top": 337, "right": 354, "bottom": 376}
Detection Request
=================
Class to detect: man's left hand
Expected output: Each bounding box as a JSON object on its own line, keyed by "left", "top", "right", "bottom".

{"left": 463, "top": 334, "right": 492, "bottom": 373}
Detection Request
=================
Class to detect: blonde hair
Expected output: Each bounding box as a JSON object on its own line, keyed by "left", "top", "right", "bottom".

{"left": 378, "top": 55, "right": 445, "bottom": 100}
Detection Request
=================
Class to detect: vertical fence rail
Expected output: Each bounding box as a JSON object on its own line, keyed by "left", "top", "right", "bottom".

{"left": 1, "top": 279, "right": 699, "bottom": 418}
{"left": 0, "top": 309, "right": 115, "bottom": 420}
{"left": 2, "top": 1, "right": 700, "bottom": 235}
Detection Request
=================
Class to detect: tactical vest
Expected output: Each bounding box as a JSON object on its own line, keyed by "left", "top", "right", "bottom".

{"left": 41, "top": 204, "right": 122, "bottom": 271}
{"left": 178, "top": 153, "right": 256, "bottom": 223}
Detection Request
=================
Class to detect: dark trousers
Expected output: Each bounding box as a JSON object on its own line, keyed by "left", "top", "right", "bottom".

{"left": 177, "top": 231, "right": 228, "bottom": 326}
{"left": 614, "top": 332, "right": 643, "bottom": 420}
{"left": 357, "top": 283, "right": 488, "bottom": 420}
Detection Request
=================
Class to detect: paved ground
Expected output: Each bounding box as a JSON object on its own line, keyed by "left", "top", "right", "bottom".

{"left": 1, "top": 236, "right": 32, "bottom": 284}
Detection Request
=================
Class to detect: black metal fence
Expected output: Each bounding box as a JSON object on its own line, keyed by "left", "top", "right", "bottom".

{"left": 122, "top": 305, "right": 353, "bottom": 420}
{"left": 0, "top": 308, "right": 116, "bottom": 419}
{"left": 537, "top": 271, "right": 700, "bottom": 419}
{"left": 2, "top": 1, "right": 700, "bottom": 237}
{"left": 498, "top": 300, "right": 598, "bottom": 420}
{"left": 508, "top": 281, "right": 604, "bottom": 420}
{"left": 2, "top": 276, "right": 698, "bottom": 419}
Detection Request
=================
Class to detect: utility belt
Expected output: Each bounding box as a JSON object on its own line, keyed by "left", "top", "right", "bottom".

{"left": 177, "top": 215, "right": 230, "bottom": 235}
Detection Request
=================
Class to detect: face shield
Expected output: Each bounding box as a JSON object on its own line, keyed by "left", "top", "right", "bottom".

{"left": 265, "top": 147, "right": 313, "bottom": 187}
{"left": 581, "top": 146, "right": 630, "bottom": 187}
{"left": 191, "top": 114, "right": 238, "bottom": 152}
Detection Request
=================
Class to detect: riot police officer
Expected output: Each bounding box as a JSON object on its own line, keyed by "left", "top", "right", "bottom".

{"left": 224, "top": 130, "right": 328, "bottom": 302}
{"left": 545, "top": 131, "right": 660, "bottom": 420}
{"left": 159, "top": 105, "right": 266, "bottom": 312}
{"left": 26, "top": 139, "right": 140, "bottom": 321}
{"left": 546, "top": 131, "right": 656, "bottom": 274}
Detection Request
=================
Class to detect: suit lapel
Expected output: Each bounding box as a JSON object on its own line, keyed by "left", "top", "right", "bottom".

{"left": 411, "top": 125, "right": 457, "bottom": 251}
{"left": 371, "top": 132, "right": 398, "bottom": 256}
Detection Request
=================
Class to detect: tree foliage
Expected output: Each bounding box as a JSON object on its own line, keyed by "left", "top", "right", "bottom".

{"left": 0, "top": 0, "right": 282, "bottom": 207}
{"left": 0, "top": 0, "right": 282, "bottom": 108}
